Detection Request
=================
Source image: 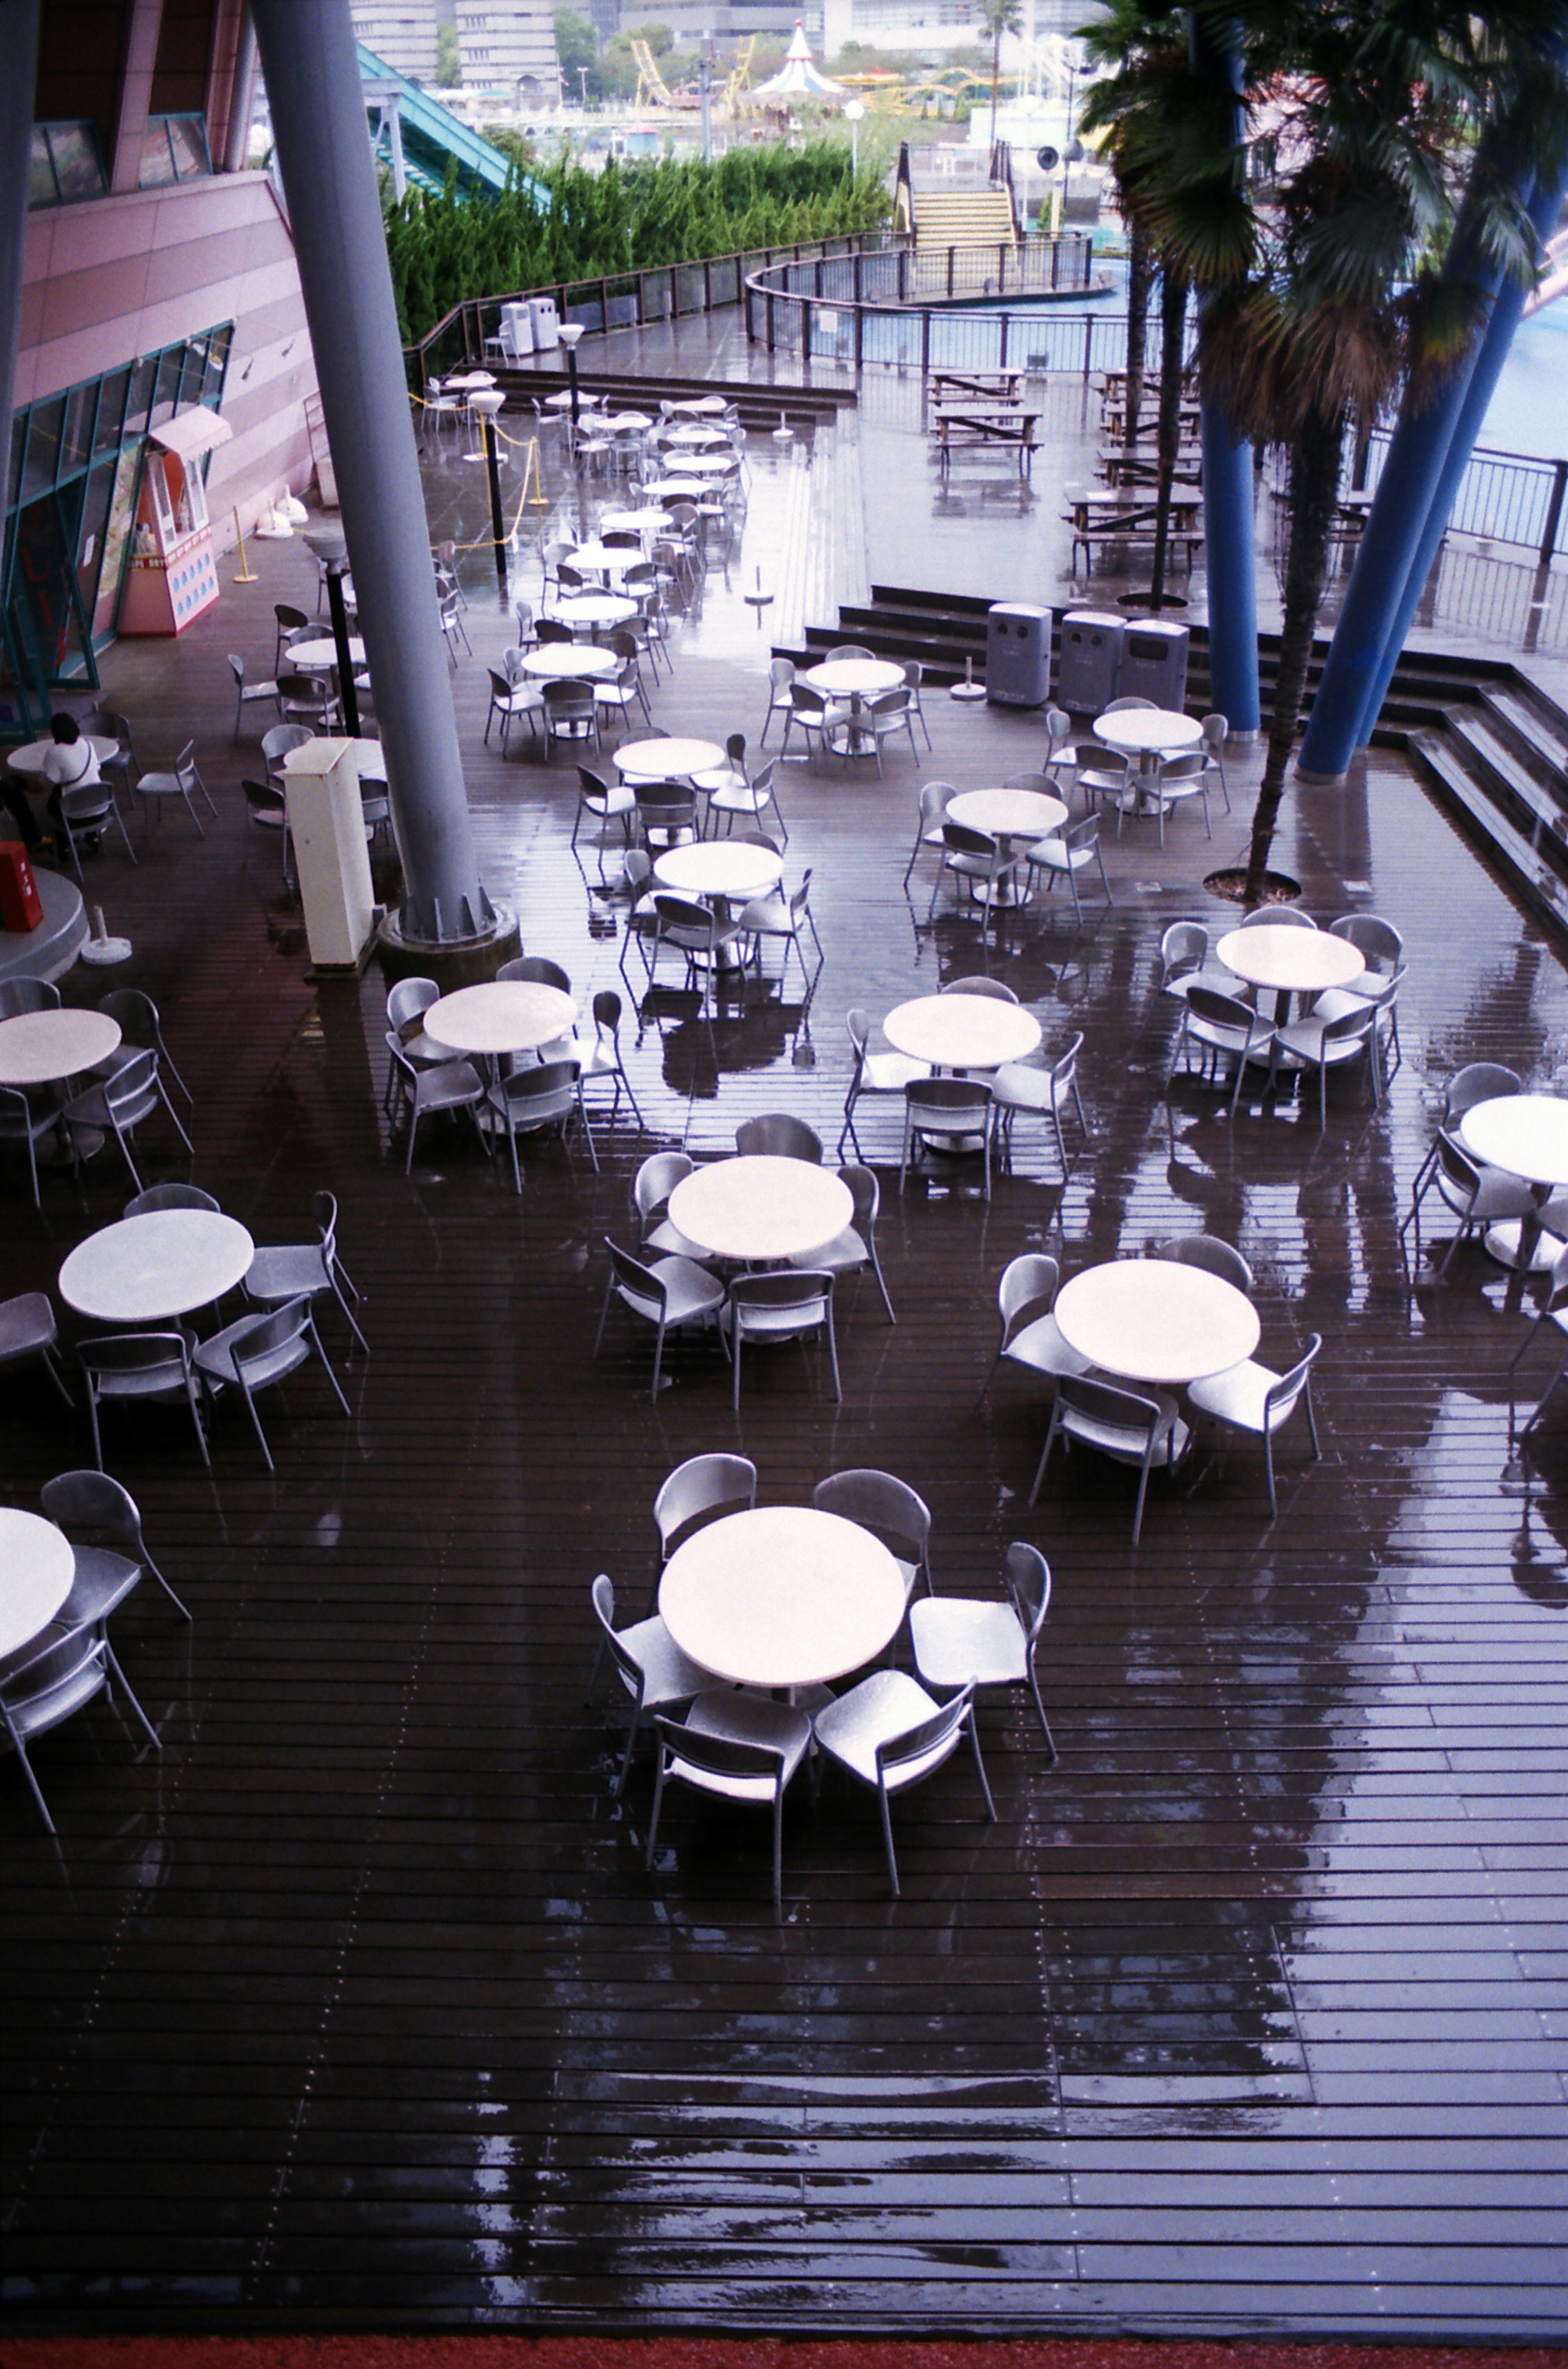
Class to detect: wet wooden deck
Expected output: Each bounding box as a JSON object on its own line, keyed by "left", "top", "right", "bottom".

{"left": 2, "top": 428, "right": 1567, "bottom": 2342}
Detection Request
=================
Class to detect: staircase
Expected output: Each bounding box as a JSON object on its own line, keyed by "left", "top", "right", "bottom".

{"left": 911, "top": 190, "right": 1018, "bottom": 250}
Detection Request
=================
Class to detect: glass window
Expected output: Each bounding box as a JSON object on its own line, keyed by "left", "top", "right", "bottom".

{"left": 20, "top": 398, "right": 66, "bottom": 507}
{"left": 140, "top": 120, "right": 180, "bottom": 189}
{"left": 60, "top": 386, "right": 96, "bottom": 479}
{"left": 93, "top": 370, "right": 132, "bottom": 464}
{"left": 50, "top": 124, "right": 108, "bottom": 201}
{"left": 150, "top": 347, "right": 184, "bottom": 431}
{"left": 124, "top": 357, "right": 158, "bottom": 441}
{"left": 28, "top": 129, "right": 58, "bottom": 209}
{"left": 165, "top": 114, "right": 212, "bottom": 181}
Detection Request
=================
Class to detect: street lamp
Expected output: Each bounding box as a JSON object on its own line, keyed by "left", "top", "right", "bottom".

{"left": 843, "top": 98, "right": 864, "bottom": 178}
{"left": 303, "top": 528, "right": 360, "bottom": 740}
{"left": 557, "top": 319, "right": 586, "bottom": 437}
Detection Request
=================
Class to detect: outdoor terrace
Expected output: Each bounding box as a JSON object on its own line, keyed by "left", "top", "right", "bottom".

{"left": 2, "top": 363, "right": 1566, "bottom": 2342}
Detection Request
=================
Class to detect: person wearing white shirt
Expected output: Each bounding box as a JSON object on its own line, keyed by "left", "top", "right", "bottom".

{"left": 9, "top": 714, "right": 99, "bottom": 854}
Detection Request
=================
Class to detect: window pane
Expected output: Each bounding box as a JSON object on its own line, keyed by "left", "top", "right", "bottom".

{"left": 125, "top": 357, "right": 158, "bottom": 440}
{"left": 150, "top": 347, "right": 183, "bottom": 430}
{"left": 203, "top": 325, "right": 234, "bottom": 397}
{"left": 165, "top": 115, "right": 211, "bottom": 181}
{"left": 139, "top": 121, "right": 179, "bottom": 189}
{"left": 60, "top": 385, "right": 95, "bottom": 477}
{"left": 93, "top": 369, "right": 131, "bottom": 462}
{"left": 49, "top": 124, "right": 107, "bottom": 201}
{"left": 28, "top": 129, "right": 58, "bottom": 208}
{"left": 20, "top": 398, "right": 66, "bottom": 505}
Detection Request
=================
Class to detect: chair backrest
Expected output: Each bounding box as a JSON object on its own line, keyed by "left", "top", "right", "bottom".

{"left": 229, "top": 1296, "right": 314, "bottom": 1380}
{"left": 874, "top": 1679, "right": 976, "bottom": 1792}
{"left": 907, "top": 1074, "right": 993, "bottom": 1119}
{"left": 501, "top": 955, "right": 572, "bottom": 993}
{"left": 1051, "top": 1032, "right": 1083, "bottom": 1092}
{"left": 1186, "top": 985, "right": 1266, "bottom": 1034}
{"left": 243, "top": 778, "right": 286, "bottom": 821}
{"left": 310, "top": 1188, "right": 339, "bottom": 1253}
{"left": 653, "top": 891, "right": 715, "bottom": 946}
{"left": 789, "top": 684, "right": 826, "bottom": 718}
{"left": 543, "top": 678, "right": 595, "bottom": 718}
{"left": 124, "top": 1184, "right": 219, "bottom": 1216}
{"left": 729, "top": 1269, "right": 833, "bottom": 1325}
{"left": 827, "top": 643, "right": 873, "bottom": 661}
{"left": 495, "top": 1060, "right": 580, "bottom": 1125}
{"left": 724, "top": 731, "right": 746, "bottom": 767}
{"left": 654, "top": 1453, "right": 757, "bottom": 1554}
{"left": 837, "top": 1162, "right": 878, "bottom": 1234}
{"left": 1330, "top": 912, "right": 1403, "bottom": 969}
{"left": 942, "top": 821, "right": 997, "bottom": 861}
{"left": 1265, "top": 1334, "right": 1322, "bottom": 1425}
{"left": 1201, "top": 712, "right": 1228, "bottom": 752}
{"left": 869, "top": 688, "right": 909, "bottom": 722}
{"left": 487, "top": 668, "right": 512, "bottom": 703}
{"left": 1239, "top": 904, "right": 1315, "bottom": 928}
{"left": 262, "top": 723, "right": 312, "bottom": 765}
{"left": 1043, "top": 706, "right": 1072, "bottom": 756}
{"left": 535, "top": 617, "right": 575, "bottom": 645}
{"left": 1057, "top": 1371, "right": 1166, "bottom": 1441}
{"left": 1004, "top": 1542, "right": 1051, "bottom": 1645}
{"left": 1436, "top": 1130, "right": 1483, "bottom": 1199}
{"left": 1156, "top": 751, "right": 1207, "bottom": 784}
{"left": 903, "top": 658, "right": 924, "bottom": 692}
{"left": 916, "top": 781, "right": 957, "bottom": 827}
{"left": 0, "top": 978, "right": 61, "bottom": 1018}
{"left": 943, "top": 976, "right": 1018, "bottom": 1001}
{"left": 1103, "top": 695, "right": 1155, "bottom": 713}
{"left": 735, "top": 1114, "right": 823, "bottom": 1163}
{"left": 812, "top": 1466, "right": 929, "bottom": 1571}
{"left": 41, "top": 1467, "right": 142, "bottom": 1551}
{"left": 1161, "top": 920, "right": 1209, "bottom": 976}
{"left": 387, "top": 976, "right": 439, "bottom": 1031}
{"left": 634, "top": 1150, "right": 693, "bottom": 1223}
{"left": 99, "top": 985, "right": 160, "bottom": 1041}
{"left": 1155, "top": 1233, "right": 1254, "bottom": 1292}
{"left": 999, "top": 1252, "right": 1061, "bottom": 1337}
{"left": 1443, "top": 1063, "right": 1521, "bottom": 1122}
{"left": 1064, "top": 814, "right": 1101, "bottom": 854}
{"left": 275, "top": 603, "right": 309, "bottom": 634}
{"left": 590, "top": 1573, "right": 645, "bottom": 1702}
{"left": 102, "top": 1049, "right": 158, "bottom": 1123}
{"left": 769, "top": 661, "right": 796, "bottom": 699}
{"left": 652, "top": 1714, "right": 791, "bottom": 1794}
{"left": 637, "top": 784, "right": 697, "bottom": 831}
{"left": 590, "top": 989, "right": 624, "bottom": 1038}
{"left": 1001, "top": 772, "right": 1054, "bottom": 797}
{"left": 78, "top": 1330, "right": 194, "bottom": 1388}
{"left": 1319, "top": 1003, "right": 1376, "bottom": 1046}
{"left": 846, "top": 1008, "right": 871, "bottom": 1065}
{"left": 606, "top": 1237, "right": 670, "bottom": 1311}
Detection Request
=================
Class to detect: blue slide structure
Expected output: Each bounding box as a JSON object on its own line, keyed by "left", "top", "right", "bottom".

{"left": 358, "top": 42, "right": 550, "bottom": 205}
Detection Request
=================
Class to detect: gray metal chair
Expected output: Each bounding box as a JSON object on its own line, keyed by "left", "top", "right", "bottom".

{"left": 647, "top": 1694, "right": 815, "bottom": 1910}
{"left": 77, "top": 1330, "right": 210, "bottom": 1469}
{"left": 594, "top": 1238, "right": 726, "bottom": 1402}
{"left": 792, "top": 1164, "right": 895, "bottom": 1324}
{"left": 812, "top": 1672, "right": 994, "bottom": 1898}
{"left": 1020, "top": 813, "right": 1113, "bottom": 925}
{"left": 588, "top": 1572, "right": 710, "bottom": 1798}
{"left": 929, "top": 821, "right": 1017, "bottom": 924}
{"left": 0, "top": 1084, "right": 69, "bottom": 1208}
{"left": 910, "top": 1540, "right": 1055, "bottom": 1754}
{"left": 384, "top": 1037, "right": 488, "bottom": 1173}
{"left": 1270, "top": 1001, "right": 1381, "bottom": 1128}
{"left": 132, "top": 740, "right": 214, "bottom": 837}
{"left": 243, "top": 1189, "right": 369, "bottom": 1359}
{"left": 96, "top": 987, "right": 191, "bottom": 1103}
{"left": 1167, "top": 987, "right": 1277, "bottom": 1120}
{"left": 737, "top": 869, "right": 819, "bottom": 989}
{"left": 811, "top": 1467, "right": 930, "bottom": 1603}
{"left": 1188, "top": 1334, "right": 1323, "bottom": 1518}
{"left": 62, "top": 1049, "right": 191, "bottom": 1193}
{"left": 565, "top": 990, "right": 646, "bottom": 1133}
{"left": 902, "top": 781, "right": 958, "bottom": 887}
{"left": 1030, "top": 1372, "right": 1191, "bottom": 1547}
{"left": 839, "top": 1008, "right": 930, "bottom": 1162}
{"left": 1199, "top": 712, "right": 1233, "bottom": 811}
{"left": 57, "top": 772, "right": 138, "bottom": 874}
{"left": 652, "top": 1453, "right": 757, "bottom": 1604}
{"left": 0, "top": 977, "right": 60, "bottom": 1018}
{"left": 942, "top": 975, "right": 1018, "bottom": 1001}
{"left": 1158, "top": 920, "right": 1234, "bottom": 1006}
{"left": 723, "top": 1270, "right": 840, "bottom": 1410}
{"left": 633, "top": 1150, "right": 705, "bottom": 1261}
{"left": 973, "top": 1254, "right": 1091, "bottom": 1414}
{"left": 42, "top": 1468, "right": 192, "bottom": 1621}
{"left": 1154, "top": 1233, "right": 1254, "bottom": 1293}
{"left": 124, "top": 1183, "right": 220, "bottom": 1215}
{"left": 194, "top": 1294, "right": 351, "bottom": 1472}
{"left": 0, "top": 1599, "right": 161, "bottom": 1834}
{"left": 900, "top": 1076, "right": 994, "bottom": 1199}
{"left": 735, "top": 1112, "right": 823, "bottom": 1164}
{"left": 1400, "top": 1130, "right": 1537, "bottom": 1280}
{"left": 0, "top": 1291, "right": 74, "bottom": 1409}
{"left": 992, "top": 1031, "right": 1087, "bottom": 1179}
{"left": 229, "top": 652, "right": 280, "bottom": 739}
{"left": 486, "top": 1060, "right": 592, "bottom": 1192}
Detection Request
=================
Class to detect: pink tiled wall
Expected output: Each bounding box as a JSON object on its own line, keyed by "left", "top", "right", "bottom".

{"left": 17, "top": 173, "right": 320, "bottom": 542}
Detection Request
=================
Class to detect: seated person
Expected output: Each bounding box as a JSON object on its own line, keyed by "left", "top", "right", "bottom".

{"left": 7, "top": 714, "right": 101, "bottom": 855}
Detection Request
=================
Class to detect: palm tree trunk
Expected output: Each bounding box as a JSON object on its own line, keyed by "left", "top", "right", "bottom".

{"left": 1244, "top": 406, "right": 1345, "bottom": 900}
{"left": 1149, "top": 265, "right": 1186, "bottom": 604}
{"left": 1124, "top": 220, "right": 1151, "bottom": 446}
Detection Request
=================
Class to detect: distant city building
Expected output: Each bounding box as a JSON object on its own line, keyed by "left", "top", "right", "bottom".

{"left": 351, "top": 1, "right": 561, "bottom": 98}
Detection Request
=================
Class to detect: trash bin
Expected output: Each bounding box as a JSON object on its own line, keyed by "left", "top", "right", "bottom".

{"left": 1118, "top": 617, "right": 1190, "bottom": 709}
{"left": 281, "top": 739, "right": 376, "bottom": 974}
{"left": 985, "top": 603, "right": 1052, "bottom": 707}
{"left": 526, "top": 296, "right": 560, "bottom": 353}
{"left": 501, "top": 302, "right": 535, "bottom": 359}
{"left": 1058, "top": 610, "right": 1124, "bottom": 713}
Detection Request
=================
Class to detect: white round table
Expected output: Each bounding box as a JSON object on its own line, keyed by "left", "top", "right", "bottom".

{"left": 660, "top": 423, "right": 729, "bottom": 449}
{"left": 646, "top": 477, "right": 706, "bottom": 501}
{"left": 443, "top": 370, "right": 496, "bottom": 392}
{"left": 668, "top": 1156, "right": 852, "bottom": 1266}
{"left": 424, "top": 981, "right": 576, "bottom": 1061}
{"left": 552, "top": 593, "right": 638, "bottom": 630}
{"left": 1461, "top": 1095, "right": 1568, "bottom": 1281}
{"left": 518, "top": 644, "right": 619, "bottom": 682}
{"left": 1053, "top": 1258, "right": 1260, "bottom": 1387}
{"left": 59, "top": 1210, "right": 255, "bottom": 1324}
{"left": 1094, "top": 709, "right": 1203, "bottom": 768}
{"left": 6, "top": 735, "right": 119, "bottom": 778}
{"left": 0, "top": 1510, "right": 75, "bottom": 1660}
{"left": 947, "top": 787, "right": 1069, "bottom": 905}
{"left": 669, "top": 396, "right": 733, "bottom": 417}
{"left": 563, "top": 542, "right": 645, "bottom": 579}
{"left": 653, "top": 842, "right": 783, "bottom": 904}
{"left": 615, "top": 737, "right": 726, "bottom": 781}
{"left": 546, "top": 389, "right": 604, "bottom": 410}
{"left": 603, "top": 412, "right": 652, "bottom": 432}
{"left": 804, "top": 659, "right": 905, "bottom": 701}
{"left": 882, "top": 994, "right": 1042, "bottom": 1073}
{"left": 1218, "top": 926, "right": 1363, "bottom": 1021}
{"left": 0, "top": 1008, "right": 120, "bottom": 1088}
{"left": 659, "top": 1506, "right": 905, "bottom": 1690}
{"left": 596, "top": 510, "right": 666, "bottom": 539}
{"left": 668, "top": 452, "right": 736, "bottom": 479}
{"left": 285, "top": 636, "right": 366, "bottom": 672}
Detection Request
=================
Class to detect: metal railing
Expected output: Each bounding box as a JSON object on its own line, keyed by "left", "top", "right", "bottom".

{"left": 744, "top": 238, "right": 1105, "bottom": 374}
{"left": 403, "top": 230, "right": 904, "bottom": 386}
{"left": 1363, "top": 429, "right": 1568, "bottom": 567}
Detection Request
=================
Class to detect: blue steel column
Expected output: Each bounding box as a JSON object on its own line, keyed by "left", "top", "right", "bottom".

{"left": 249, "top": 0, "right": 491, "bottom": 947}
{"left": 1343, "top": 158, "right": 1568, "bottom": 756}
{"left": 1190, "top": 11, "right": 1259, "bottom": 737}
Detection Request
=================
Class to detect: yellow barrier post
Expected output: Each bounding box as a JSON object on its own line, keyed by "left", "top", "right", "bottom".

{"left": 232, "top": 505, "right": 259, "bottom": 583}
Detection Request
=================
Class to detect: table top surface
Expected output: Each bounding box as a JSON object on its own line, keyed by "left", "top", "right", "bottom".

{"left": 552, "top": 593, "right": 638, "bottom": 625}
{"left": 1461, "top": 1095, "right": 1568, "bottom": 1188}
{"left": 1217, "top": 927, "right": 1365, "bottom": 994}
{"left": 562, "top": 542, "right": 644, "bottom": 575}
{"left": 595, "top": 510, "right": 666, "bottom": 536}
{"left": 602, "top": 412, "right": 652, "bottom": 431}
{"left": 425, "top": 981, "right": 576, "bottom": 1058}
{"left": 882, "top": 994, "right": 1042, "bottom": 1072}
{"left": 948, "top": 787, "right": 1069, "bottom": 841}
{"left": 667, "top": 451, "right": 735, "bottom": 477}
{"left": 443, "top": 370, "right": 496, "bottom": 389}
{"left": 669, "top": 395, "right": 733, "bottom": 415}
{"left": 659, "top": 1506, "right": 906, "bottom": 1689}
{"left": 668, "top": 1155, "right": 852, "bottom": 1264}
{"left": 660, "top": 423, "right": 729, "bottom": 446}
{"left": 646, "top": 476, "right": 706, "bottom": 499}
{"left": 59, "top": 1209, "right": 256, "bottom": 1324}
{"left": 544, "top": 388, "right": 604, "bottom": 408}
{"left": 614, "top": 737, "right": 726, "bottom": 778}
{"left": 518, "top": 644, "right": 619, "bottom": 680}
{"left": 1054, "top": 1257, "right": 1261, "bottom": 1386}
{"left": 804, "top": 659, "right": 906, "bottom": 698}
{"left": 0, "top": 1510, "right": 76, "bottom": 1661}
{"left": 7, "top": 736, "right": 118, "bottom": 776}
{"left": 654, "top": 842, "right": 783, "bottom": 900}
{"left": 1093, "top": 710, "right": 1203, "bottom": 755}
{"left": 0, "top": 1007, "right": 120, "bottom": 1086}
{"left": 285, "top": 637, "right": 366, "bottom": 670}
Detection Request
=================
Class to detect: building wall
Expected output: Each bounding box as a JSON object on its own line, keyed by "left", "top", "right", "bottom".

{"left": 18, "top": 172, "right": 319, "bottom": 541}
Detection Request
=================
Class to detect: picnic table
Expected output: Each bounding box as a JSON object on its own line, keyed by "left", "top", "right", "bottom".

{"left": 931, "top": 369, "right": 1024, "bottom": 404}
{"left": 931, "top": 403, "right": 1041, "bottom": 477}
{"left": 1065, "top": 489, "right": 1203, "bottom": 576}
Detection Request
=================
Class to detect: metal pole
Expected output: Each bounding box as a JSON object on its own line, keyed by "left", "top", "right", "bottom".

{"left": 250, "top": 0, "right": 488, "bottom": 947}
{"left": 483, "top": 416, "right": 507, "bottom": 588}
{"left": 0, "top": 0, "right": 41, "bottom": 719}
{"left": 324, "top": 560, "right": 361, "bottom": 740}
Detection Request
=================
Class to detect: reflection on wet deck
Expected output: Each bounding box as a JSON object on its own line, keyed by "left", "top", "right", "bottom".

{"left": 2, "top": 363, "right": 1566, "bottom": 2341}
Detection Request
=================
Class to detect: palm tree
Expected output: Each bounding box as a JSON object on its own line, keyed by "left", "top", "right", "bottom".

{"left": 976, "top": 0, "right": 1024, "bottom": 155}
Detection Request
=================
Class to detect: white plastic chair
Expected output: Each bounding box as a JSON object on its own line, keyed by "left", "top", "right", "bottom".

{"left": 647, "top": 1693, "right": 815, "bottom": 1910}
{"left": 1188, "top": 1334, "right": 1323, "bottom": 1517}
{"left": 910, "top": 1541, "right": 1055, "bottom": 1754}
{"left": 812, "top": 1672, "right": 995, "bottom": 1898}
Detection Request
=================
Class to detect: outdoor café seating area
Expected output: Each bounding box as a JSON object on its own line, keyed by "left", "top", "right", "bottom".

{"left": 2, "top": 398, "right": 1566, "bottom": 2336}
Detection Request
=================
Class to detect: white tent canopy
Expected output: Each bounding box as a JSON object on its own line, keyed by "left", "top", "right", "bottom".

{"left": 754, "top": 22, "right": 849, "bottom": 100}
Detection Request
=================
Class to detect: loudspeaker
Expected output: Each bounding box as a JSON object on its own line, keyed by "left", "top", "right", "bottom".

{"left": 1117, "top": 617, "right": 1190, "bottom": 708}
{"left": 984, "top": 604, "right": 1051, "bottom": 707}
{"left": 1057, "top": 610, "right": 1124, "bottom": 713}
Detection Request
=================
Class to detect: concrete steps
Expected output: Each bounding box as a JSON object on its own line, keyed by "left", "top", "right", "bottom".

{"left": 912, "top": 191, "right": 1017, "bottom": 249}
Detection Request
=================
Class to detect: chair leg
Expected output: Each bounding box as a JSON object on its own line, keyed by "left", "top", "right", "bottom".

{"left": 876, "top": 1780, "right": 902, "bottom": 1898}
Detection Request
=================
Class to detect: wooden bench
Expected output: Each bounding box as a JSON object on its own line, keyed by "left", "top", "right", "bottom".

{"left": 931, "top": 406, "right": 1041, "bottom": 476}
{"left": 932, "top": 369, "right": 1024, "bottom": 404}
{"left": 1065, "top": 495, "right": 1203, "bottom": 575}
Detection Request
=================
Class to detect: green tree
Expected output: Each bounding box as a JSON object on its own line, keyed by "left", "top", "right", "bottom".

{"left": 434, "top": 24, "right": 461, "bottom": 87}
{"left": 974, "top": 0, "right": 1024, "bottom": 149}
{"left": 553, "top": 8, "right": 596, "bottom": 95}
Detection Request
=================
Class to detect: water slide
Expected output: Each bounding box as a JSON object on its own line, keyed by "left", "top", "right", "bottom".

{"left": 358, "top": 43, "right": 549, "bottom": 204}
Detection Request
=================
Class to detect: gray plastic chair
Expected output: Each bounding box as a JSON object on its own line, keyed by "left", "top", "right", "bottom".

{"left": 973, "top": 1254, "right": 1091, "bottom": 1414}
{"left": 0, "top": 977, "right": 60, "bottom": 1018}
{"left": 0, "top": 1083, "right": 69, "bottom": 1207}
{"left": 723, "top": 1270, "right": 840, "bottom": 1410}
{"left": 648, "top": 1694, "right": 814, "bottom": 1910}
{"left": 1154, "top": 1233, "right": 1255, "bottom": 1293}
{"left": 486, "top": 1060, "right": 592, "bottom": 1192}
{"left": 653, "top": 1453, "right": 757, "bottom": 1600}
{"left": 812, "top": 1672, "right": 994, "bottom": 1899}
{"left": 96, "top": 987, "right": 191, "bottom": 1104}
{"left": 62, "top": 1049, "right": 191, "bottom": 1193}
{"left": 839, "top": 1008, "right": 930, "bottom": 1162}
{"left": 124, "top": 1183, "right": 220, "bottom": 1216}
{"left": 244, "top": 1189, "right": 369, "bottom": 1359}
{"left": 812, "top": 1467, "right": 930, "bottom": 1602}
{"left": 633, "top": 1150, "right": 704, "bottom": 1260}
{"left": 992, "top": 1032, "right": 1087, "bottom": 1179}
{"left": 594, "top": 1237, "right": 726, "bottom": 1402}
{"left": 1030, "top": 1372, "right": 1190, "bottom": 1547}
{"left": 1188, "top": 1335, "right": 1323, "bottom": 1517}
{"left": 384, "top": 1036, "right": 488, "bottom": 1173}
{"left": 132, "top": 740, "right": 214, "bottom": 837}
{"left": 793, "top": 1164, "right": 895, "bottom": 1324}
{"left": 588, "top": 1572, "right": 710, "bottom": 1798}
{"left": 0, "top": 1600, "right": 161, "bottom": 1834}
{"left": 942, "top": 975, "right": 1018, "bottom": 1001}
{"left": 42, "top": 1468, "right": 191, "bottom": 1621}
{"left": 735, "top": 1112, "right": 823, "bottom": 1164}
{"left": 910, "top": 1540, "right": 1055, "bottom": 1754}
{"left": 900, "top": 1076, "right": 994, "bottom": 1199}
{"left": 1020, "top": 813, "right": 1113, "bottom": 925}
{"left": 77, "top": 1330, "right": 210, "bottom": 1469}
{"left": 194, "top": 1294, "right": 351, "bottom": 1472}
{"left": 0, "top": 1291, "right": 74, "bottom": 1408}
{"left": 1167, "top": 988, "right": 1276, "bottom": 1119}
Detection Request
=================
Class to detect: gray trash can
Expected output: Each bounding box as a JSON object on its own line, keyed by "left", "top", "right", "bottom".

{"left": 985, "top": 603, "right": 1052, "bottom": 706}
{"left": 501, "top": 301, "right": 535, "bottom": 358}
{"left": 1058, "top": 610, "right": 1124, "bottom": 713}
{"left": 526, "top": 296, "right": 560, "bottom": 353}
{"left": 1118, "top": 617, "right": 1190, "bottom": 709}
